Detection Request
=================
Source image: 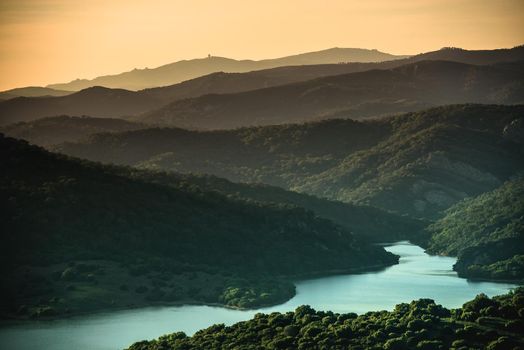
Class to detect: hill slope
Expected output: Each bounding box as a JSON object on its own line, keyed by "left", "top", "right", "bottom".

{"left": 0, "top": 87, "right": 72, "bottom": 100}
{"left": 0, "top": 116, "right": 147, "bottom": 147}
{"left": 427, "top": 177, "right": 524, "bottom": 280}
{"left": 46, "top": 48, "right": 406, "bottom": 91}
{"left": 0, "top": 86, "right": 160, "bottom": 126}
{"left": 58, "top": 105, "right": 524, "bottom": 220}
{"left": 0, "top": 134, "right": 397, "bottom": 318}
{"left": 141, "top": 61, "right": 524, "bottom": 129}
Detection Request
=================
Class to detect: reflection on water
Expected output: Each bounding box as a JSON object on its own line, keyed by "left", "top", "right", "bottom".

{"left": 0, "top": 242, "right": 517, "bottom": 350}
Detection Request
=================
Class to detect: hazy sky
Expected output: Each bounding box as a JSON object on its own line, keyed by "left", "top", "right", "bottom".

{"left": 1, "top": 0, "right": 523, "bottom": 90}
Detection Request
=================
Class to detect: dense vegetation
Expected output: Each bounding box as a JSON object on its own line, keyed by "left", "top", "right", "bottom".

{"left": 141, "top": 61, "right": 524, "bottom": 129}
{"left": 124, "top": 171, "right": 428, "bottom": 244}
{"left": 127, "top": 288, "right": 524, "bottom": 350}
{"left": 0, "top": 134, "right": 398, "bottom": 318}
{"left": 427, "top": 178, "right": 524, "bottom": 280}
{"left": 57, "top": 105, "right": 524, "bottom": 220}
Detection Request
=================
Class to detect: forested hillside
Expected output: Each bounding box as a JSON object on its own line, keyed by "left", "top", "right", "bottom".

{"left": 127, "top": 288, "right": 524, "bottom": 350}
{"left": 126, "top": 171, "right": 428, "bottom": 244}
{"left": 0, "top": 134, "right": 397, "bottom": 318}
{"left": 427, "top": 178, "right": 524, "bottom": 280}
{"left": 57, "top": 105, "right": 524, "bottom": 220}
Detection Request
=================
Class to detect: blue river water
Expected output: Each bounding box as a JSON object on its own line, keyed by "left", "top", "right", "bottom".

{"left": 0, "top": 242, "right": 518, "bottom": 350}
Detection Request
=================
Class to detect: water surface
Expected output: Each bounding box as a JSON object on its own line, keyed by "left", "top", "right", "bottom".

{"left": 0, "top": 242, "right": 517, "bottom": 350}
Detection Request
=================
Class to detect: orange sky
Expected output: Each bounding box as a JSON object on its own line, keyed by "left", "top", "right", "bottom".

{"left": 1, "top": 0, "right": 523, "bottom": 91}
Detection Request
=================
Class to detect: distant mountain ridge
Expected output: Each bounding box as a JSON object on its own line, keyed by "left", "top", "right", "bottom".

{"left": 45, "top": 48, "right": 408, "bottom": 91}
{"left": 0, "top": 86, "right": 72, "bottom": 100}
{"left": 0, "top": 86, "right": 160, "bottom": 125}
{"left": 1, "top": 46, "right": 523, "bottom": 126}
{"left": 140, "top": 60, "right": 524, "bottom": 129}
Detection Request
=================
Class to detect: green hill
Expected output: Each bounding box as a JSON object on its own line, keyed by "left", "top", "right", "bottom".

{"left": 57, "top": 105, "right": 524, "bottom": 220}
{"left": 127, "top": 288, "right": 524, "bottom": 350}
{"left": 0, "top": 134, "right": 397, "bottom": 318}
{"left": 427, "top": 178, "right": 524, "bottom": 280}
{"left": 128, "top": 171, "right": 428, "bottom": 244}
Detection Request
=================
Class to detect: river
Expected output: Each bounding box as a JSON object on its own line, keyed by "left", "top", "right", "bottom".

{"left": 0, "top": 242, "right": 518, "bottom": 350}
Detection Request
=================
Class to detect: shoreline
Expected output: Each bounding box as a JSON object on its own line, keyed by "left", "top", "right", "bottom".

{"left": 0, "top": 261, "right": 397, "bottom": 325}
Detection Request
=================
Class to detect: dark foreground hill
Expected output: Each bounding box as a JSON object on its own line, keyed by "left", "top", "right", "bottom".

{"left": 141, "top": 60, "right": 524, "bottom": 129}
{"left": 58, "top": 105, "right": 524, "bottom": 220}
{"left": 427, "top": 177, "right": 524, "bottom": 281}
{"left": 127, "top": 288, "right": 524, "bottom": 350}
{"left": 0, "top": 134, "right": 397, "bottom": 318}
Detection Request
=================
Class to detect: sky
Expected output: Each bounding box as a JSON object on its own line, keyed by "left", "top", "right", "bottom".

{"left": 0, "top": 0, "right": 523, "bottom": 91}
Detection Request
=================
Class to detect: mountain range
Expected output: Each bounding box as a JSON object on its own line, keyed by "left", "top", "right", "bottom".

{"left": 45, "top": 48, "right": 408, "bottom": 91}
{"left": 140, "top": 60, "right": 524, "bottom": 129}
{"left": 1, "top": 46, "right": 522, "bottom": 126}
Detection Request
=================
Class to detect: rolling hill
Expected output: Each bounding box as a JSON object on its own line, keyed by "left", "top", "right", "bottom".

{"left": 57, "top": 105, "right": 524, "bottom": 220}
{"left": 0, "top": 133, "right": 398, "bottom": 318}
{"left": 0, "top": 87, "right": 72, "bottom": 100}
{"left": 140, "top": 60, "right": 524, "bottom": 129}
{"left": 2, "top": 46, "right": 523, "bottom": 126}
{"left": 0, "top": 86, "right": 160, "bottom": 125}
{"left": 427, "top": 177, "right": 524, "bottom": 280}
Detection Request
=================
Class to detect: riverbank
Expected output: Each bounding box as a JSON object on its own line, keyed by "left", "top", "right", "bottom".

{"left": 0, "top": 242, "right": 518, "bottom": 350}
{"left": 1, "top": 256, "right": 398, "bottom": 322}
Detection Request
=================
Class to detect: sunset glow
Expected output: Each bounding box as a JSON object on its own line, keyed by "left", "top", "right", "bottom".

{"left": 0, "top": 0, "right": 523, "bottom": 90}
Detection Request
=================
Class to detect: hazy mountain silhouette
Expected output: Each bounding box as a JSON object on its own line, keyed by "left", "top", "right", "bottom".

{"left": 2, "top": 47, "right": 523, "bottom": 126}
{"left": 141, "top": 45, "right": 524, "bottom": 104}
{"left": 44, "top": 46, "right": 524, "bottom": 92}
{"left": 0, "top": 86, "right": 160, "bottom": 125}
{"left": 0, "top": 86, "right": 72, "bottom": 100}
{"left": 46, "top": 48, "right": 407, "bottom": 91}
{"left": 140, "top": 60, "right": 524, "bottom": 129}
